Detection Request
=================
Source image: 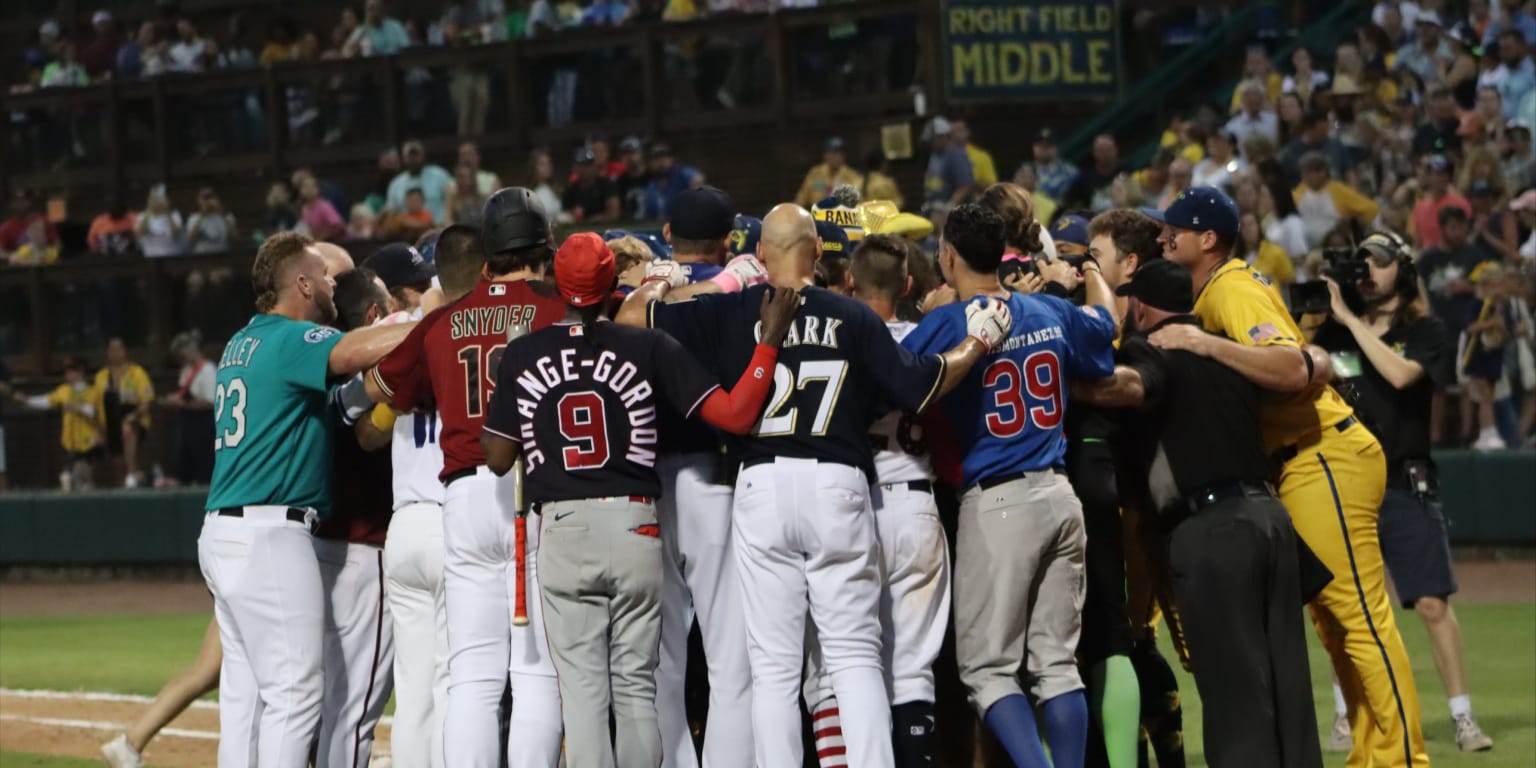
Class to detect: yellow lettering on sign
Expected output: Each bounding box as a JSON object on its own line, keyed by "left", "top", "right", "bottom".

{"left": 953, "top": 43, "right": 986, "bottom": 87}
{"left": 1029, "top": 42, "right": 1059, "bottom": 84}
{"left": 1088, "top": 39, "right": 1113, "bottom": 83}
{"left": 1095, "top": 4, "right": 1114, "bottom": 30}
{"left": 948, "top": 9, "right": 971, "bottom": 34}
{"left": 999, "top": 42, "right": 1028, "bottom": 85}
{"left": 1062, "top": 41, "right": 1085, "bottom": 84}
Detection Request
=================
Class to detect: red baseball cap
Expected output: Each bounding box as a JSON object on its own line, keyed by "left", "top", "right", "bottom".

{"left": 554, "top": 232, "right": 616, "bottom": 307}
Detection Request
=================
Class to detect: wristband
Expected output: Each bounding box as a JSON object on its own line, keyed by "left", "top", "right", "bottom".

{"left": 709, "top": 269, "right": 744, "bottom": 293}
{"left": 370, "top": 404, "right": 399, "bottom": 432}
{"left": 1301, "top": 347, "right": 1315, "bottom": 383}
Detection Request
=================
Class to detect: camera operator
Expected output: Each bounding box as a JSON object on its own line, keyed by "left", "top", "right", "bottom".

{"left": 1306, "top": 231, "right": 1495, "bottom": 753}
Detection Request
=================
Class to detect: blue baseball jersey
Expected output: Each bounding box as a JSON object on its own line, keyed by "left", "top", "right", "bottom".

{"left": 206, "top": 314, "right": 344, "bottom": 514}
{"left": 651, "top": 285, "right": 946, "bottom": 480}
{"left": 902, "top": 293, "right": 1115, "bottom": 488}
{"left": 654, "top": 258, "right": 726, "bottom": 456}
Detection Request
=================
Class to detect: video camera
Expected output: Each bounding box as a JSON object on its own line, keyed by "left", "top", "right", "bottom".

{"left": 1290, "top": 246, "right": 1370, "bottom": 316}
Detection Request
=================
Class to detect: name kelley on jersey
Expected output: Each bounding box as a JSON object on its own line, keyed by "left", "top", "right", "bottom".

{"left": 513, "top": 349, "right": 659, "bottom": 471}
{"left": 219, "top": 337, "right": 262, "bottom": 368}
{"left": 753, "top": 315, "right": 842, "bottom": 348}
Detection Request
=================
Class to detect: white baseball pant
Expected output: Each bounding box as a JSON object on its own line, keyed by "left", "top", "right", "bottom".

{"left": 197, "top": 507, "right": 323, "bottom": 768}
{"left": 655, "top": 452, "right": 753, "bottom": 768}
{"left": 315, "top": 539, "right": 395, "bottom": 768}
{"left": 442, "top": 468, "right": 563, "bottom": 768}
{"left": 733, "top": 458, "right": 892, "bottom": 768}
{"left": 385, "top": 501, "right": 449, "bottom": 768}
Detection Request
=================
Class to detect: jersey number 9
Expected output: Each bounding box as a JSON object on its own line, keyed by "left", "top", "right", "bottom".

{"left": 982, "top": 351, "right": 1063, "bottom": 438}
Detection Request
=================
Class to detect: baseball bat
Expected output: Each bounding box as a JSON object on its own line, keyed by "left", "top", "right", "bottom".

{"left": 506, "top": 320, "right": 531, "bottom": 627}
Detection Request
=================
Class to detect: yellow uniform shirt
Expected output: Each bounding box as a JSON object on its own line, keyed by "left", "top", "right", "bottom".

{"left": 1246, "top": 240, "right": 1295, "bottom": 286}
{"left": 796, "top": 164, "right": 865, "bottom": 208}
{"left": 1192, "top": 258, "right": 1354, "bottom": 452}
{"left": 46, "top": 383, "right": 106, "bottom": 454}
{"left": 966, "top": 143, "right": 999, "bottom": 189}
{"left": 95, "top": 364, "right": 156, "bottom": 429}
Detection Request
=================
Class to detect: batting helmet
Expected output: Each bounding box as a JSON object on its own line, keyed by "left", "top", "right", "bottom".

{"left": 481, "top": 187, "right": 551, "bottom": 254}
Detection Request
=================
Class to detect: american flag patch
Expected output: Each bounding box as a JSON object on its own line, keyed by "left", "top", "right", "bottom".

{"left": 1248, "top": 322, "right": 1281, "bottom": 343}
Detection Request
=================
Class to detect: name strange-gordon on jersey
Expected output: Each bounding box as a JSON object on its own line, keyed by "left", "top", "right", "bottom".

{"left": 509, "top": 346, "right": 662, "bottom": 471}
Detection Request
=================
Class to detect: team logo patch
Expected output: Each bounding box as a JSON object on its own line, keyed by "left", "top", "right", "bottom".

{"left": 631, "top": 523, "right": 660, "bottom": 539}
{"left": 569, "top": 325, "right": 584, "bottom": 336}
{"left": 1248, "top": 322, "right": 1281, "bottom": 344}
{"left": 489, "top": 284, "right": 507, "bottom": 296}
{"left": 304, "top": 326, "right": 339, "bottom": 343}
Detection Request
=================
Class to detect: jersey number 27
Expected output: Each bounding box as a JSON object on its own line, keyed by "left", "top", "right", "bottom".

{"left": 754, "top": 361, "right": 849, "bottom": 437}
{"left": 983, "top": 351, "right": 1062, "bottom": 437}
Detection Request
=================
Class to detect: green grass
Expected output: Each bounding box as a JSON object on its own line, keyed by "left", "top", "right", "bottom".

{"left": 1, "top": 606, "right": 1533, "bottom": 766}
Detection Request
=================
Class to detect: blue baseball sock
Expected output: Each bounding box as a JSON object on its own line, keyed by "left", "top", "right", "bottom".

{"left": 1041, "top": 690, "right": 1090, "bottom": 768}
{"left": 983, "top": 694, "right": 1050, "bottom": 767}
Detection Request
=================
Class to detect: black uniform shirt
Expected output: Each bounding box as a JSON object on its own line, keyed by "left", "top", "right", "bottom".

{"left": 1313, "top": 314, "right": 1453, "bottom": 467}
{"left": 650, "top": 285, "right": 946, "bottom": 481}
{"left": 485, "top": 320, "right": 721, "bottom": 503}
{"left": 1116, "top": 316, "right": 1272, "bottom": 516}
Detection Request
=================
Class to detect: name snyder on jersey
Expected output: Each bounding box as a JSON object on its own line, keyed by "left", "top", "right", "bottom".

{"left": 508, "top": 344, "right": 671, "bottom": 471}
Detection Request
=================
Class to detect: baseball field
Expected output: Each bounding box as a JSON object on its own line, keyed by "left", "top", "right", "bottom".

{"left": 1, "top": 560, "right": 1532, "bottom": 768}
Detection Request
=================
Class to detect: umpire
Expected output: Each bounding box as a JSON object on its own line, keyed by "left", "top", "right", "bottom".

{"left": 1074, "top": 259, "right": 1323, "bottom": 768}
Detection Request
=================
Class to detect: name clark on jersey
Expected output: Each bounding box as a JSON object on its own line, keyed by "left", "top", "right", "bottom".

{"left": 513, "top": 348, "right": 659, "bottom": 471}
{"left": 753, "top": 314, "right": 842, "bottom": 348}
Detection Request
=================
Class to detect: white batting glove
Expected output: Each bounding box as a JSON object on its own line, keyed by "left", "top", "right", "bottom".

{"left": 709, "top": 253, "right": 769, "bottom": 293}
{"left": 964, "top": 296, "right": 1012, "bottom": 350}
{"left": 644, "top": 260, "right": 689, "bottom": 289}
{"left": 333, "top": 374, "right": 373, "bottom": 425}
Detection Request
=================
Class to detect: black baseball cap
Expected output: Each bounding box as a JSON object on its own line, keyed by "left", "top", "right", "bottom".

{"left": 573, "top": 147, "right": 596, "bottom": 165}
{"left": 669, "top": 186, "right": 736, "bottom": 240}
{"left": 619, "top": 135, "right": 643, "bottom": 153}
{"left": 364, "top": 243, "right": 436, "bottom": 289}
{"left": 649, "top": 142, "right": 673, "bottom": 158}
{"left": 1035, "top": 127, "right": 1055, "bottom": 144}
{"left": 824, "top": 136, "right": 846, "bottom": 152}
{"left": 1115, "top": 258, "right": 1194, "bottom": 313}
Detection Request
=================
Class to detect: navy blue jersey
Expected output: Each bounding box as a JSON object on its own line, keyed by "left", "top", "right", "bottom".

{"left": 903, "top": 292, "right": 1115, "bottom": 488}
{"left": 656, "top": 258, "right": 727, "bottom": 456}
{"left": 484, "top": 321, "right": 721, "bottom": 503}
{"left": 650, "top": 285, "right": 945, "bottom": 480}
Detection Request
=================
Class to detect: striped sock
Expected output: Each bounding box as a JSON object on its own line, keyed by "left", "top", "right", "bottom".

{"left": 812, "top": 701, "right": 849, "bottom": 768}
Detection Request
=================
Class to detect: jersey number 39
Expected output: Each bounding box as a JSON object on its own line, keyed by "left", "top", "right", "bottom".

{"left": 983, "top": 351, "right": 1062, "bottom": 437}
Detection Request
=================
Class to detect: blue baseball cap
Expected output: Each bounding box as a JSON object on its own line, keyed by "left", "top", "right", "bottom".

{"left": 815, "top": 219, "right": 852, "bottom": 260}
{"left": 1147, "top": 186, "right": 1240, "bottom": 238}
{"left": 729, "top": 215, "right": 762, "bottom": 257}
{"left": 1051, "top": 214, "right": 1091, "bottom": 249}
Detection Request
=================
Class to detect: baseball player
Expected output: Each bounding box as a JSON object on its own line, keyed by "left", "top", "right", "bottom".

{"left": 801, "top": 233, "right": 954, "bottom": 768}
{"left": 620, "top": 203, "right": 1011, "bottom": 767}
{"left": 901, "top": 203, "right": 1118, "bottom": 768}
{"left": 1146, "top": 188, "right": 1427, "bottom": 766}
{"left": 354, "top": 226, "right": 486, "bottom": 768}
{"left": 200, "top": 232, "right": 413, "bottom": 767}
{"left": 316, "top": 267, "right": 399, "bottom": 768}
{"left": 480, "top": 232, "right": 799, "bottom": 768}
{"left": 366, "top": 189, "right": 568, "bottom": 768}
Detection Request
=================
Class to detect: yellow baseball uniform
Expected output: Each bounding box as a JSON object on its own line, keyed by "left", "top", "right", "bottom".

{"left": 1193, "top": 258, "right": 1426, "bottom": 768}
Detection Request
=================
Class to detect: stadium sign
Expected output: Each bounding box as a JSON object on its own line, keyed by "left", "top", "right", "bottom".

{"left": 943, "top": 0, "right": 1120, "bottom": 100}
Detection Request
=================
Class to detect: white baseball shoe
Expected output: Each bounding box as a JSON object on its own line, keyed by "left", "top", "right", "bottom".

{"left": 100, "top": 733, "right": 144, "bottom": 768}
{"left": 1455, "top": 713, "right": 1494, "bottom": 751}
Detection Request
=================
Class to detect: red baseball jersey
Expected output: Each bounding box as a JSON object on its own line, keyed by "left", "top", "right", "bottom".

{"left": 372, "top": 278, "right": 567, "bottom": 479}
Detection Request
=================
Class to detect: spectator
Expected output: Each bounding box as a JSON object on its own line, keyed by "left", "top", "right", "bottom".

{"left": 458, "top": 141, "right": 504, "bottom": 194}
{"left": 1133, "top": 148, "right": 1176, "bottom": 207}
{"left": 1463, "top": 87, "right": 1507, "bottom": 148}
{"left": 348, "top": 204, "right": 380, "bottom": 239}
{"left": 1031, "top": 127, "right": 1077, "bottom": 200}
{"left": 88, "top": 196, "right": 139, "bottom": 258}
{"left": 135, "top": 185, "right": 185, "bottom": 258}
{"left": 95, "top": 338, "right": 155, "bottom": 487}
{"left": 1503, "top": 120, "right": 1535, "bottom": 185}
{"left": 167, "top": 18, "right": 208, "bottom": 73}
{"left": 116, "top": 21, "right": 155, "bottom": 79}
{"left": 526, "top": 148, "right": 566, "bottom": 220}
{"left": 221, "top": 15, "right": 261, "bottom": 70}
{"left": 160, "top": 330, "right": 215, "bottom": 485}
{"left": 1462, "top": 263, "right": 1513, "bottom": 449}
{"left": 953, "top": 119, "right": 998, "bottom": 189}
{"left": 1396, "top": 11, "right": 1454, "bottom": 86}
{"left": 442, "top": 2, "right": 498, "bottom": 136}
{"left": 1414, "top": 86, "right": 1464, "bottom": 156}
{"left": 0, "top": 191, "right": 59, "bottom": 254}
{"left": 1421, "top": 206, "right": 1494, "bottom": 332}
{"left": 1192, "top": 129, "right": 1243, "bottom": 191}
{"left": 1280, "top": 110, "right": 1351, "bottom": 184}
{"left": 40, "top": 42, "right": 87, "bottom": 87}
{"left": 1226, "top": 80, "right": 1280, "bottom": 157}
{"left": 1238, "top": 210, "right": 1295, "bottom": 287}
{"left": 581, "top": 0, "right": 631, "bottom": 26}
{"left": 387, "top": 140, "right": 454, "bottom": 222}
{"left": 1229, "top": 45, "right": 1284, "bottom": 112}
{"left": 1412, "top": 154, "right": 1473, "bottom": 249}
{"left": 25, "top": 20, "right": 61, "bottom": 72}
{"left": 861, "top": 149, "right": 903, "bottom": 209}
{"left": 1156, "top": 157, "right": 1194, "bottom": 210}
{"left": 347, "top": 0, "right": 412, "bottom": 57}
{"left": 1282, "top": 46, "right": 1329, "bottom": 104}
{"left": 139, "top": 26, "right": 172, "bottom": 78}
{"left": 12, "top": 356, "right": 104, "bottom": 491}
{"left": 364, "top": 147, "right": 402, "bottom": 212}
{"left": 614, "top": 137, "right": 648, "bottom": 216}
{"left": 1468, "top": 178, "right": 1521, "bottom": 262}
{"left": 640, "top": 143, "right": 704, "bottom": 220}
{"left": 257, "top": 181, "right": 299, "bottom": 238}
{"left": 922, "top": 116, "right": 975, "bottom": 216}
{"left": 1445, "top": 23, "right": 1483, "bottom": 108}
{"left": 298, "top": 176, "right": 346, "bottom": 241}
{"left": 1259, "top": 167, "right": 1309, "bottom": 262}
{"left": 8, "top": 219, "right": 60, "bottom": 266}
{"left": 1276, "top": 92, "right": 1306, "bottom": 146}
{"left": 79, "top": 11, "right": 121, "bottom": 78}
{"left": 1492, "top": 30, "right": 1535, "bottom": 121}
{"left": 291, "top": 168, "right": 350, "bottom": 223}
{"left": 186, "top": 187, "right": 237, "bottom": 254}
{"left": 1160, "top": 113, "right": 1206, "bottom": 165}
{"left": 796, "top": 136, "right": 864, "bottom": 207}
{"left": 587, "top": 134, "right": 625, "bottom": 178}
{"left": 1063, "top": 133, "right": 1129, "bottom": 212}
{"left": 1481, "top": 1, "right": 1536, "bottom": 48}
{"left": 382, "top": 188, "right": 435, "bottom": 238}
{"left": 1293, "top": 152, "right": 1380, "bottom": 249}
{"left": 446, "top": 163, "right": 490, "bottom": 226}
{"left": 562, "top": 147, "right": 622, "bottom": 222}
{"left": 1010, "top": 163, "right": 1058, "bottom": 230}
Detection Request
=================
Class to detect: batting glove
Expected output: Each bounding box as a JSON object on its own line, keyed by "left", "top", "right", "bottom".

{"left": 709, "top": 253, "right": 769, "bottom": 293}
{"left": 964, "top": 296, "right": 1013, "bottom": 350}
{"left": 334, "top": 374, "right": 373, "bottom": 425}
{"left": 644, "top": 260, "right": 689, "bottom": 288}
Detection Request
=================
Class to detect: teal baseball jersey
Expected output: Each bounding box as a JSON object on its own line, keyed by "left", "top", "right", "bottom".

{"left": 206, "top": 314, "right": 345, "bottom": 515}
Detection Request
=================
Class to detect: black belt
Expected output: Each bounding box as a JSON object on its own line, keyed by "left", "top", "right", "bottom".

{"left": 215, "top": 506, "right": 312, "bottom": 527}
{"left": 1178, "top": 482, "right": 1274, "bottom": 514}
{"left": 977, "top": 466, "right": 1066, "bottom": 491}
{"left": 442, "top": 467, "right": 476, "bottom": 487}
{"left": 1273, "top": 415, "right": 1359, "bottom": 465}
{"left": 880, "top": 479, "right": 933, "bottom": 494}
{"left": 741, "top": 456, "right": 776, "bottom": 470}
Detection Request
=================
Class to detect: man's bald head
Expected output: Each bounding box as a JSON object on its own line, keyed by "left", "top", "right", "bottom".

{"left": 761, "top": 203, "right": 818, "bottom": 249}
{"left": 758, "top": 204, "right": 821, "bottom": 285}
{"left": 315, "top": 242, "right": 355, "bottom": 277}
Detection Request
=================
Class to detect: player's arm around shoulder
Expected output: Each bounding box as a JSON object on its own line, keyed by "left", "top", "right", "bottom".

{"left": 1148, "top": 275, "right": 1320, "bottom": 393}
{"left": 331, "top": 320, "right": 417, "bottom": 378}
